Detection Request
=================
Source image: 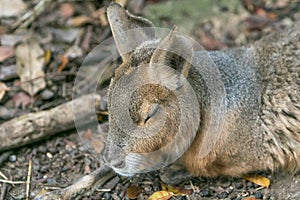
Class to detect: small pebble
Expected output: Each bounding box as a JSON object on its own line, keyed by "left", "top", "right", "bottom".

{"left": 228, "top": 192, "right": 237, "bottom": 199}
{"left": 220, "top": 180, "right": 231, "bottom": 187}
{"left": 38, "top": 146, "right": 47, "bottom": 153}
{"left": 8, "top": 154, "right": 17, "bottom": 162}
{"left": 152, "top": 180, "right": 161, "bottom": 191}
{"left": 48, "top": 147, "right": 59, "bottom": 155}
{"left": 143, "top": 185, "right": 152, "bottom": 193}
{"left": 217, "top": 191, "right": 228, "bottom": 199}
{"left": 102, "top": 192, "right": 111, "bottom": 199}
{"left": 119, "top": 189, "right": 126, "bottom": 198}
{"left": 246, "top": 181, "right": 253, "bottom": 188}
{"left": 234, "top": 182, "right": 244, "bottom": 189}
{"left": 0, "top": 106, "right": 19, "bottom": 120}
{"left": 111, "top": 193, "right": 121, "bottom": 200}
{"left": 115, "top": 183, "right": 123, "bottom": 191}
{"left": 255, "top": 192, "right": 263, "bottom": 199}
{"left": 47, "top": 178, "right": 57, "bottom": 185}
{"left": 103, "top": 176, "right": 120, "bottom": 190}
{"left": 200, "top": 188, "right": 211, "bottom": 197}
{"left": 0, "top": 65, "right": 18, "bottom": 81}
{"left": 46, "top": 152, "right": 53, "bottom": 158}
{"left": 40, "top": 165, "right": 49, "bottom": 173}
{"left": 41, "top": 89, "right": 55, "bottom": 100}
{"left": 233, "top": 197, "right": 242, "bottom": 200}
{"left": 226, "top": 186, "right": 234, "bottom": 193}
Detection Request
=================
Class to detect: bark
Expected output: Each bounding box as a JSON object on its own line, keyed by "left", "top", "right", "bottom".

{"left": 0, "top": 94, "right": 100, "bottom": 152}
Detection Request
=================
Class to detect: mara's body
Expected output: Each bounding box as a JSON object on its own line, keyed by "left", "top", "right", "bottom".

{"left": 104, "top": 2, "right": 300, "bottom": 178}
{"left": 183, "top": 34, "right": 300, "bottom": 176}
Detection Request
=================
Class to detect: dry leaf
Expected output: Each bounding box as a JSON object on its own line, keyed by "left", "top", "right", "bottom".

{"left": 0, "top": 26, "right": 9, "bottom": 35}
{"left": 66, "top": 16, "right": 93, "bottom": 27}
{"left": 244, "top": 15, "right": 268, "bottom": 31}
{"left": 256, "top": 8, "right": 267, "bottom": 17}
{"left": 57, "top": 54, "right": 69, "bottom": 72}
{"left": 242, "top": 197, "right": 259, "bottom": 200}
{"left": 84, "top": 165, "right": 91, "bottom": 174}
{"left": 34, "top": 189, "right": 48, "bottom": 199}
{"left": 243, "top": 174, "right": 270, "bottom": 188}
{"left": 44, "top": 50, "right": 51, "bottom": 64}
{"left": 60, "top": 3, "right": 75, "bottom": 18}
{"left": 160, "top": 183, "right": 191, "bottom": 196}
{"left": 148, "top": 191, "right": 174, "bottom": 200}
{"left": 12, "top": 91, "right": 32, "bottom": 107}
{"left": 16, "top": 39, "right": 46, "bottom": 96}
{"left": 167, "top": 185, "right": 190, "bottom": 196}
{"left": 199, "top": 31, "right": 226, "bottom": 50}
{"left": 82, "top": 129, "right": 93, "bottom": 140}
{"left": 275, "top": 0, "right": 289, "bottom": 8}
{"left": 91, "top": 138, "right": 105, "bottom": 154}
{"left": 127, "top": 185, "right": 143, "bottom": 199}
{"left": 165, "top": 184, "right": 180, "bottom": 194}
{"left": 267, "top": 12, "right": 277, "bottom": 21}
{"left": 0, "top": 0, "right": 27, "bottom": 17}
{"left": 93, "top": 7, "right": 108, "bottom": 27}
{"left": 116, "top": 0, "right": 128, "bottom": 7}
{"left": 0, "top": 82, "right": 9, "bottom": 101}
{"left": 65, "top": 45, "right": 83, "bottom": 59}
{"left": 81, "top": 129, "right": 106, "bottom": 154}
{"left": 0, "top": 46, "right": 15, "bottom": 62}
{"left": 64, "top": 139, "right": 76, "bottom": 148}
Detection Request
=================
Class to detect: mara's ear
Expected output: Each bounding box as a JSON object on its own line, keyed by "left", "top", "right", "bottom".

{"left": 107, "top": 2, "right": 155, "bottom": 62}
{"left": 150, "top": 28, "right": 193, "bottom": 78}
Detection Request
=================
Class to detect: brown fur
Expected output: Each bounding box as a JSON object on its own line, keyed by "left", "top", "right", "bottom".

{"left": 105, "top": 2, "right": 300, "bottom": 178}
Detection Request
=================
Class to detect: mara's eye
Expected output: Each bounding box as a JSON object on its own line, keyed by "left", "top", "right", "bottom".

{"left": 139, "top": 103, "right": 160, "bottom": 125}
{"left": 147, "top": 103, "right": 160, "bottom": 121}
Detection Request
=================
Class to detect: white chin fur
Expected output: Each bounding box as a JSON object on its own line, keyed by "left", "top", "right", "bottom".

{"left": 111, "top": 153, "right": 166, "bottom": 176}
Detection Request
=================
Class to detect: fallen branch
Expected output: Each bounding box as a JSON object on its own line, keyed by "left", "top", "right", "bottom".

{"left": 34, "top": 166, "right": 114, "bottom": 200}
{"left": 0, "top": 94, "right": 100, "bottom": 152}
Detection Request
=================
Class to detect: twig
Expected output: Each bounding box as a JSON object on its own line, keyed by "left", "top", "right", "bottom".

{"left": 26, "top": 159, "right": 32, "bottom": 200}
{"left": 0, "top": 183, "right": 7, "bottom": 200}
{"left": 0, "top": 171, "right": 8, "bottom": 180}
{"left": 12, "top": 0, "right": 53, "bottom": 30}
{"left": 0, "top": 179, "right": 26, "bottom": 184}
{"left": 34, "top": 166, "right": 114, "bottom": 200}
{"left": 95, "top": 188, "right": 111, "bottom": 192}
{"left": 189, "top": 180, "right": 199, "bottom": 193}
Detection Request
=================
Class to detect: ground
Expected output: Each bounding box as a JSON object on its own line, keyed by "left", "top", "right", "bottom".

{"left": 0, "top": 0, "right": 300, "bottom": 199}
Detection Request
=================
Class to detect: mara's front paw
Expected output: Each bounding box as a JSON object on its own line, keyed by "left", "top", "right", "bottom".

{"left": 159, "top": 163, "right": 194, "bottom": 185}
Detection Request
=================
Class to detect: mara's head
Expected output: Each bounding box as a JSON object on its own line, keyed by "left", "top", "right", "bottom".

{"left": 103, "top": 3, "right": 200, "bottom": 176}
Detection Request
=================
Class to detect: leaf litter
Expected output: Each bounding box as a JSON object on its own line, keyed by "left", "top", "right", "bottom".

{"left": 15, "top": 38, "right": 46, "bottom": 96}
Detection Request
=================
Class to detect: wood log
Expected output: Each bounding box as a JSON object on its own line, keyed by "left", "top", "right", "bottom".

{"left": 0, "top": 94, "right": 100, "bottom": 152}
